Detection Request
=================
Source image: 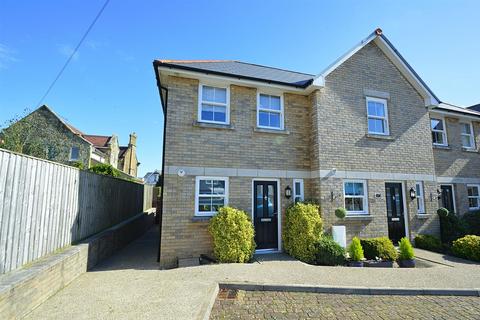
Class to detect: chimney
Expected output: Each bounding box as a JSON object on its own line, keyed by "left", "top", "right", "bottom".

{"left": 129, "top": 132, "right": 137, "bottom": 147}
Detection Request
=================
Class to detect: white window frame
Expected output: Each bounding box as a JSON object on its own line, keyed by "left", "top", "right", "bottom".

{"left": 257, "top": 92, "right": 284, "bottom": 130}
{"left": 467, "top": 184, "right": 480, "bottom": 210}
{"left": 198, "top": 84, "right": 230, "bottom": 125}
{"left": 293, "top": 179, "right": 304, "bottom": 203}
{"left": 415, "top": 181, "right": 425, "bottom": 214}
{"left": 194, "top": 176, "right": 229, "bottom": 216}
{"left": 69, "top": 146, "right": 80, "bottom": 161}
{"left": 431, "top": 117, "right": 448, "bottom": 146}
{"left": 343, "top": 179, "right": 368, "bottom": 215}
{"left": 460, "top": 122, "right": 475, "bottom": 149}
{"left": 366, "top": 97, "right": 389, "bottom": 136}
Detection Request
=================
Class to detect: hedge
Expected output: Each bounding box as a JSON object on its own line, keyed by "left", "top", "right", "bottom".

{"left": 414, "top": 234, "right": 443, "bottom": 253}
{"left": 452, "top": 235, "right": 480, "bottom": 261}
{"left": 314, "top": 236, "right": 345, "bottom": 266}
{"left": 360, "top": 237, "right": 398, "bottom": 261}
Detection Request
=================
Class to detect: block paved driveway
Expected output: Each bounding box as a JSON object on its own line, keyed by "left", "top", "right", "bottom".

{"left": 211, "top": 289, "right": 480, "bottom": 320}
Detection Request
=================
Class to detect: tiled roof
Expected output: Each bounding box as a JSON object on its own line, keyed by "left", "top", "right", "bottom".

{"left": 118, "top": 146, "right": 128, "bottom": 159}
{"left": 82, "top": 135, "right": 112, "bottom": 147}
{"left": 154, "top": 60, "right": 314, "bottom": 88}
{"left": 435, "top": 103, "right": 480, "bottom": 118}
{"left": 468, "top": 104, "right": 480, "bottom": 112}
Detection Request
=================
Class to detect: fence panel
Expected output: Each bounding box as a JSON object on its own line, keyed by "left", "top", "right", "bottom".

{"left": 0, "top": 148, "right": 148, "bottom": 274}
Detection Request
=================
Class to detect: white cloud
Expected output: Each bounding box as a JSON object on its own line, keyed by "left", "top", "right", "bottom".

{"left": 0, "top": 44, "right": 18, "bottom": 69}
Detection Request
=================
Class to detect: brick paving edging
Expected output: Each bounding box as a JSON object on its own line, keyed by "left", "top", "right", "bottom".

{"left": 218, "top": 282, "right": 480, "bottom": 297}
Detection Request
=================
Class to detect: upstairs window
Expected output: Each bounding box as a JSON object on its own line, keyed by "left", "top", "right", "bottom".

{"left": 431, "top": 118, "right": 447, "bottom": 146}
{"left": 195, "top": 177, "right": 228, "bottom": 216}
{"left": 467, "top": 185, "right": 480, "bottom": 210}
{"left": 366, "top": 97, "right": 389, "bottom": 135}
{"left": 293, "top": 179, "right": 304, "bottom": 203}
{"left": 460, "top": 122, "right": 475, "bottom": 149}
{"left": 69, "top": 146, "right": 80, "bottom": 161}
{"left": 257, "top": 93, "right": 284, "bottom": 130}
{"left": 198, "top": 85, "right": 229, "bottom": 124}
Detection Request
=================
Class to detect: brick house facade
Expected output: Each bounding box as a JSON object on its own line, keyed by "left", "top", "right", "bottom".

{"left": 154, "top": 29, "right": 480, "bottom": 268}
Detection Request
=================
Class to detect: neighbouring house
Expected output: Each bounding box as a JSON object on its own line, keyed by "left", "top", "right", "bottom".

{"left": 153, "top": 28, "right": 480, "bottom": 268}
{"left": 143, "top": 170, "right": 161, "bottom": 185}
{"left": 0, "top": 105, "right": 140, "bottom": 176}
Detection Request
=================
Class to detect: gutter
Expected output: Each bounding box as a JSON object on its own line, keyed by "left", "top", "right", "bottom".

{"left": 153, "top": 62, "right": 168, "bottom": 263}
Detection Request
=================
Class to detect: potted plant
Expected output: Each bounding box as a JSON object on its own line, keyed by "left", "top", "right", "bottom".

{"left": 332, "top": 208, "right": 347, "bottom": 248}
{"left": 398, "top": 237, "right": 415, "bottom": 268}
{"left": 348, "top": 237, "right": 364, "bottom": 267}
{"left": 360, "top": 237, "right": 397, "bottom": 268}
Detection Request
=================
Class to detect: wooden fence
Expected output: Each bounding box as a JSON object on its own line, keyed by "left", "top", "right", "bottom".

{"left": 0, "top": 148, "right": 154, "bottom": 274}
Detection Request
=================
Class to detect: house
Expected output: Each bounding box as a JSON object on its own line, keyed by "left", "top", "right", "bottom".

{"left": 1, "top": 105, "right": 140, "bottom": 176}
{"left": 468, "top": 103, "right": 480, "bottom": 112}
{"left": 143, "top": 170, "right": 161, "bottom": 185}
{"left": 153, "top": 28, "right": 480, "bottom": 268}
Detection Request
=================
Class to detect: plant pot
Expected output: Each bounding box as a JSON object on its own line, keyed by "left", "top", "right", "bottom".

{"left": 364, "top": 260, "right": 394, "bottom": 268}
{"left": 348, "top": 261, "right": 364, "bottom": 267}
{"left": 398, "top": 259, "right": 415, "bottom": 268}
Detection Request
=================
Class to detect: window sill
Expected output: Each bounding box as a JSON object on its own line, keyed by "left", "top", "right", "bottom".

{"left": 192, "top": 216, "right": 212, "bottom": 222}
{"left": 416, "top": 214, "right": 431, "bottom": 219}
{"left": 193, "top": 121, "right": 234, "bottom": 130}
{"left": 462, "top": 147, "right": 477, "bottom": 153}
{"left": 254, "top": 127, "right": 290, "bottom": 135}
{"left": 366, "top": 134, "right": 394, "bottom": 141}
{"left": 433, "top": 144, "right": 450, "bottom": 150}
{"left": 344, "top": 214, "right": 373, "bottom": 221}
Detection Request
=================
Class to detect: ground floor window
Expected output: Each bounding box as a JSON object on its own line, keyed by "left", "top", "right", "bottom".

{"left": 293, "top": 179, "right": 304, "bottom": 203}
{"left": 416, "top": 181, "right": 425, "bottom": 214}
{"left": 343, "top": 180, "right": 368, "bottom": 215}
{"left": 195, "top": 176, "right": 228, "bottom": 216}
{"left": 467, "top": 184, "right": 480, "bottom": 210}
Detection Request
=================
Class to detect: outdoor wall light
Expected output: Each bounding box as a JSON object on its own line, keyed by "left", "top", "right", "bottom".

{"left": 285, "top": 186, "right": 292, "bottom": 199}
{"left": 409, "top": 187, "right": 416, "bottom": 200}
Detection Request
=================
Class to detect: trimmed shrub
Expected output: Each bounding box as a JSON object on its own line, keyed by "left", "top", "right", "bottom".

{"left": 437, "top": 207, "right": 449, "bottom": 218}
{"left": 398, "top": 237, "right": 414, "bottom": 260}
{"left": 414, "top": 234, "right": 443, "bottom": 253}
{"left": 283, "top": 202, "right": 323, "bottom": 263}
{"left": 452, "top": 235, "right": 480, "bottom": 261}
{"left": 349, "top": 237, "right": 364, "bottom": 262}
{"left": 89, "top": 163, "right": 120, "bottom": 177}
{"left": 314, "top": 236, "right": 345, "bottom": 266}
{"left": 208, "top": 206, "right": 255, "bottom": 263}
{"left": 360, "top": 237, "right": 398, "bottom": 261}
{"left": 463, "top": 210, "right": 480, "bottom": 236}
{"left": 335, "top": 208, "right": 346, "bottom": 219}
{"left": 438, "top": 212, "right": 467, "bottom": 244}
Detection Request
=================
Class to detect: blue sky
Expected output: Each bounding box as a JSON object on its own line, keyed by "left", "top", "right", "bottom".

{"left": 1, "top": 1, "right": 479, "bottom": 176}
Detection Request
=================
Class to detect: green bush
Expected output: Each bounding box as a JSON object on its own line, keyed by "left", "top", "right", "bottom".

{"left": 360, "top": 237, "right": 398, "bottom": 261}
{"left": 437, "top": 207, "right": 449, "bottom": 217}
{"left": 314, "top": 236, "right": 345, "bottom": 266}
{"left": 462, "top": 210, "right": 480, "bottom": 236}
{"left": 283, "top": 202, "right": 323, "bottom": 263}
{"left": 71, "top": 161, "right": 84, "bottom": 170}
{"left": 208, "top": 206, "right": 255, "bottom": 263}
{"left": 414, "top": 234, "right": 443, "bottom": 253}
{"left": 89, "top": 163, "right": 120, "bottom": 177}
{"left": 334, "top": 208, "right": 346, "bottom": 219}
{"left": 348, "top": 237, "right": 364, "bottom": 262}
{"left": 398, "top": 237, "right": 414, "bottom": 260}
{"left": 438, "top": 212, "right": 467, "bottom": 244}
{"left": 452, "top": 235, "right": 480, "bottom": 261}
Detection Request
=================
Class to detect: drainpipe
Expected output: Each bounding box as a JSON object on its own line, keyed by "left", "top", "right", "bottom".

{"left": 154, "top": 62, "right": 168, "bottom": 263}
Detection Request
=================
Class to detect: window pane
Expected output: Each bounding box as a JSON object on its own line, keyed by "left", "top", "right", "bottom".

{"left": 211, "top": 197, "right": 225, "bottom": 212}
{"left": 345, "top": 198, "right": 354, "bottom": 211}
{"left": 259, "top": 94, "right": 269, "bottom": 109}
{"left": 353, "top": 198, "right": 364, "bottom": 211}
{"left": 353, "top": 183, "right": 364, "bottom": 196}
{"left": 256, "top": 185, "right": 263, "bottom": 215}
{"left": 345, "top": 182, "right": 364, "bottom": 196}
{"left": 344, "top": 183, "right": 354, "bottom": 195}
{"left": 269, "top": 96, "right": 281, "bottom": 110}
{"left": 462, "top": 135, "right": 472, "bottom": 148}
{"left": 295, "top": 182, "right": 301, "bottom": 196}
{"left": 259, "top": 111, "right": 269, "bottom": 126}
{"left": 202, "top": 86, "right": 215, "bottom": 102}
{"left": 199, "top": 180, "right": 212, "bottom": 195}
{"left": 267, "top": 185, "right": 275, "bottom": 217}
{"left": 70, "top": 147, "right": 79, "bottom": 160}
{"left": 368, "top": 118, "right": 385, "bottom": 134}
{"left": 431, "top": 119, "right": 443, "bottom": 131}
{"left": 259, "top": 94, "right": 281, "bottom": 111}
{"left": 212, "top": 180, "right": 225, "bottom": 195}
{"left": 367, "top": 101, "right": 384, "bottom": 117}
{"left": 198, "top": 197, "right": 212, "bottom": 212}
{"left": 201, "top": 104, "right": 214, "bottom": 121}
{"left": 432, "top": 131, "right": 444, "bottom": 144}
{"left": 214, "top": 87, "right": 227, "bottom": 103}
{"left": 461, "top": 123, "right": 471, "bottom": 135}
{"left": 468, "top": 186, "right": 479, "bottom": 197}
{"left": 269, "top": 113, "right": 281, "bottom": 128}
{"left": 213, "top": 106, "right": 226, "bottom": 122}
{"left": 469, "top": 198, "right": 478, "bottom": 209}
